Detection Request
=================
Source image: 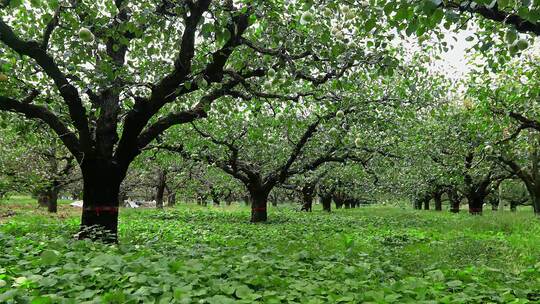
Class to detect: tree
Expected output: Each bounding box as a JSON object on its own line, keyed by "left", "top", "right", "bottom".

{"left": 0, "top": 1, "right": 368, "bottom": 241}
{"left": 166, "top": 108, "right": 363, "bottom": 222}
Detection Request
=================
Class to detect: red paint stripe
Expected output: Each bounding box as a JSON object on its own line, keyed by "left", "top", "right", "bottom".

{"left": 84, "top": 207, "right": 119, "bottom": 216}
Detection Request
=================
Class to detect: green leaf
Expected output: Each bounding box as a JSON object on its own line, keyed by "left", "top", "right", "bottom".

{"left": 40, "top": 250, "right": 59, "bottom": 265}
{"left": 235, "top": 285, "right": 253, "bottom": 299}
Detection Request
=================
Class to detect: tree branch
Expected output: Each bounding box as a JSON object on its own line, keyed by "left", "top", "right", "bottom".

{"left": 445, "top": 2, "right": 540, "bottom": 35}
{"left": 0, "top": 19, "right": 92, "bottom": 152}
{"left": 0, "top": 95, "right": 81, "bottom": 160}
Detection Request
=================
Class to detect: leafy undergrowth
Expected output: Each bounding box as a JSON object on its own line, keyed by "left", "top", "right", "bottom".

{"left": 0, "top": 205, "right": 539, "bottom": 303}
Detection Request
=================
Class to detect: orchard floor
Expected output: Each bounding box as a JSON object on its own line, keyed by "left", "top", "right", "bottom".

{"left": 0, "top": 200, "right": 539, "bottom": 303}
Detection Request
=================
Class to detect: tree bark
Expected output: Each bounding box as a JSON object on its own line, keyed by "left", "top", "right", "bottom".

{"left": 467, "top": 195, "right": 484, "bottom": 215}
{"left": 321, "top": 193, "right": 332, "bottom": 212}
{"left": 249, "top": 187, "right": 269, "bottom": 223}
{"left": 79, "top": 161, "right": 125, "bottom": 243}
{"left": 155, "top": 169, "right": 167, "bottom": 209}
{"left": 300, "top": 186, "right": 314, "bottom": 212}
{"left": 434, "top": 192, "right": 442, "bottom": 211}
{"left": 530, "top": 188, "right": 540, "bottom": 216}
{"left": 334, "top": 195, "right": 343, "bottom": 209}
{"left": 448, "top": 189, "right": 460, "bottom": 213}
{"left": 423, "top": 198, "right": 430, "bottom": 210}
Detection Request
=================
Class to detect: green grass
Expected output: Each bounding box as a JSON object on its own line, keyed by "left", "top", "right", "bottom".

{"left": 1, "top": 195, "right": 73, "bottom": 206}
{"left": 0, "top": 203, "right": 539, "bottom": 303}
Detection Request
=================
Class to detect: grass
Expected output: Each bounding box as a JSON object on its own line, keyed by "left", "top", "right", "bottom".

{"left": 0, "top": 198, "right": 539, "bottom": 303}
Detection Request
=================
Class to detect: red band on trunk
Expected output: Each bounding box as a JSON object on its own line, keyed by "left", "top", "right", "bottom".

{"left": 252, "top": 207, "right": 267, "bottom": 212}
{"left": 469, "top": 208, "right": 482, "bottom": 212}
{"left": 84, "top": 207, "right": 119, "bottom": 216}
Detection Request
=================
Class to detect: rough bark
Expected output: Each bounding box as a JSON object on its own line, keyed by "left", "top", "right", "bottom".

{"left": 300, "top": 185, "right": 315, "bottom": 212}
{"left": 320, "top": 193, "right": 332, "bottom": 212}
{"left": 249, "top": 187, "right": 269, "bottom": 223}
{"left": 467, "top": 195, "right": 484, "bottom": 215}
{"left": 78, "top": 161, "right": 125, "bottom": 243}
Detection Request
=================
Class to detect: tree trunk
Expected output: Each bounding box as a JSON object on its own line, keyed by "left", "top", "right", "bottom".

{"left": 423, "top": 198, "right": 430, "bottom": 210}
{"left": 533, "top": 195, "right": 540, "bottom": 216}
{"left": 510, "top": 201, "right": 517, "bottom": 212}
{"left": 525, "top": 183, "right": 540, "bottom": 216}
{"left": 334, "top": 195, "right": 343, "bottom": 209}
{"left": 79, "top": 161, "right": 124, "bottom": 243}
{"left": 491, "top": 200, "right": 499, "bottom": 211}
{"left": 301, "top": 190, "right": 313, "bottom": 212}
{"left": 48, "top": 186, "right": 59, "bottom": 213}
{"left": 321, "top": 194, "right": 332, "bottom": 212}
{"left": 448, "top": 190, "right": 460, "bottom": 213}
{"left": 413, "top": 196, "right": 423, "bottom": 210}
{"left": 37, "top": 185, "right": 59, "bottom": 213}
{"left": 434, "top": 192, "right": 442, "bottom": 211}
{"left": 249, "top": 188, "right": 269, "bottom": 223}
{"left": 468, "top": 195, "right": 483, "bottom": 215}
{"left": 167, "top": 192, "right": 176, "bottom": 207}
{"left": 155, "top": 170, "right": 166, "bottom": 209}
{"left": 37, "top": 192, "right": 49, "bottom": 208}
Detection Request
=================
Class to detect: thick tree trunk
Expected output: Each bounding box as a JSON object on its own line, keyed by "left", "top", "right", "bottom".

{"left": 533, "top": 195, "right": 540, "bottom": 216}
{"left": 37, "top": 192, "right": 49, "bottom": 208}
{"left": 37, "top": 185, "right": 59, "bottom": 213}
{"left": 79, "top": 161, "right": 124, "bottom": 243}
{"left": 249, "top": 188, "right": 269, "bottom": 223}
{"left": 301, "top": 191, "right": 313, "bottom": 212}
{"left": 321, "top": 194, "right": 332, "bottom": 212}
{"left": 155, "top": 170, "right": 166, "bottom": 209}
{"left": 334, "top": 195, "right": 343, "bottom": 209}
{"left": 448, "top": 190, "right": 460, "bottom": 213}
{"left": 468, "top": 195, "right": 484, "bottom": 215}
{"left": 48, "top": 187, "right": 59, "bottom": 213}
{"left": 423, "top": 198, "right": 430, "bottom": 210}
{"left": 525, "top": 183, "right": 540, "bottom": 216}
{"left": 413, "top": 199, "right": 421, "bottom": 210}
{"left": 434, "top": 192, "right": 442, "bottom": 211}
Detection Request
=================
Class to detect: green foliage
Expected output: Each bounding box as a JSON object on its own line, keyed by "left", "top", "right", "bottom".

{"left": 1, "top": 205, "right": 539, "bottom": 303}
